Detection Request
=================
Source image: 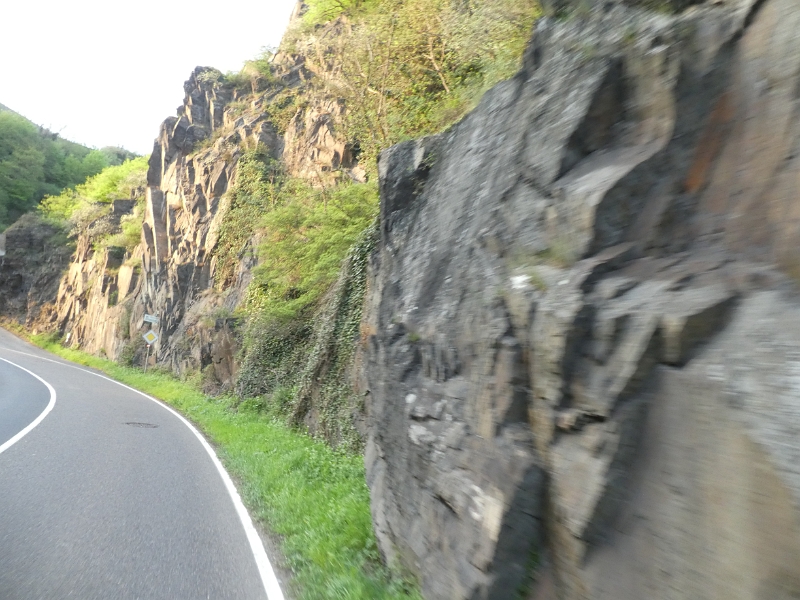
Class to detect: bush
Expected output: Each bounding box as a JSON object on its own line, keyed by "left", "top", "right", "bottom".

{"left": 248, "top": 180, "right": 378, "bottom": 322}
{"left": 39, "top": 156, "right": 148, "bottom": 223}
{"left": 285, "top": 0, "right": 541, "bottom": 173}
{"left": 213, "top": 148, "right": 282, "bottom": 289}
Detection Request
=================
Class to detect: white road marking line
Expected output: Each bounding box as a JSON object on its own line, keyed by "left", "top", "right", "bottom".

{"left": 0, "top": 358, "right": 57, "bottom": 456}
{"left": 0, "top": 346, "right": 285, "bottom": 600}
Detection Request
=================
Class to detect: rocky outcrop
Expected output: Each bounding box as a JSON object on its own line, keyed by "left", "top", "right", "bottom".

{"left": 55, "top": 200, "right": 142, "bottom": 357}
{"left": 363, "top": 1, "right": 800, "bottom": 598}
{"left": 134, "top": 69, "right": 273, "bottom": 377}
{"left": 282, "top": 97, "right": 361, "bottom": 185}
{"left": 48, "top": 49, "right": 361, "bottom": 386}
{"left": 50, "top": 68, "right": 264, "bottom": 380}
{"left": 0, "top": 214, "right": 72, "bottom": 331}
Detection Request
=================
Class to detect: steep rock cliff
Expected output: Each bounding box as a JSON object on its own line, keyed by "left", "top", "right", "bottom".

{"left": 50, "top": 55, "right": 358, "bottom": 390}
{"left": 363, "top": 0, "right": 800, "bottom": 598}
{"left": 0, "top": 215, "right": 72, "bottom": 330}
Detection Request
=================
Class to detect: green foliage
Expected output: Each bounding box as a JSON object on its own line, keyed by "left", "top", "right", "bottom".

{"left": 0, "top": 115, "right": 44, "bottom": 225}
{"left": 302, "top": 0, "right": 377, "bottom": 25}
{"left": 240, "top": 48, "right": 280, "bottom": 91}
{"left": 220, "top": 48, "right": 281, "bottom": 95}
{"left": 39, "top": 156, "right": 148, "bottom": 223}
{"left": 0, "top": 109, "right": 123, "bottom": 228}
{"left": 28, "top": 334, "right": 420, "bottom": 600}
{"left": 515, "top": 548, "right": 540, "bottom": 599}
{"left": 236, "top": 316, "right": 312, "bottom": 401}
{"left": 214, "top": 147, "right": 377, "bottom": 323}
{"left": 263, "top": 90, "right": 307, "bottom": 136}
{"left": 535, "top": 235, "right": 579, "bottom": 268}
{"left": 249, "top": 180, "right": 378, "bottom": 321}
{"left": 292, "top": 220, "right": 378, "bottom": 450}
{"left": 287, "top": 0, "right": 541, "bottom": 172}
{"left": 235, "top": 223, "right": 378, "bottom": 450}
{"left": 72, "top": 155, "right": 148, "bottom": 204}
{"left": 119, "top": 303, "right": 133, "bottom": 341}
{"left": 103, "top": 205, "right": 146, "bottom": 252}
{"left": 224, "top": 150, "right": 378, "bottom": 438}
{"left": 214, "top": 148, "right": 282, "bottom": 289}
{"left": 100, "top": 146, "right": 139, "bottom": 166}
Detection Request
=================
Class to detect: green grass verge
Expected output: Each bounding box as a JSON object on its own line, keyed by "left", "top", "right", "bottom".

{"left": 28, "top": 333, "right": 420, "bottom": 600}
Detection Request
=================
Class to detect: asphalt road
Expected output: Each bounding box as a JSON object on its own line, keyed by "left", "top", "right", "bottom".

{"left": 0, "top": 328, "right": 283, "bottom": 600}
{"left": 0, "top": 356, "right": 51, "bottom": 450}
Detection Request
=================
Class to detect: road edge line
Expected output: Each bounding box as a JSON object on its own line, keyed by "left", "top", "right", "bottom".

{"left": 77, "top": 370, "right": 286, "bottom": 600}
{"left": 0, "top": 357, "right": 57, "bottom": 455}
{"left": 0, "top": 348, "right": 285, "bottom": 600}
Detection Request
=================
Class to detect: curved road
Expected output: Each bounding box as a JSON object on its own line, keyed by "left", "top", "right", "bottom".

{"left": 0, "top": 328, "right": 284, "bottom": 600}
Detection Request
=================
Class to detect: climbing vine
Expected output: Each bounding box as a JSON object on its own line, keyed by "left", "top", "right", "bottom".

{"left": 292, "top": 219, "right": 378, "bottom": 450}
{"left": 234, "top": 219, "right": 377, "bottom": 450}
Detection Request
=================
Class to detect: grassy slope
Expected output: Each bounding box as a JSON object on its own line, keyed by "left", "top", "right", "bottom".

{"left": 28, "top": 333, "right": 419, "bottom": 600}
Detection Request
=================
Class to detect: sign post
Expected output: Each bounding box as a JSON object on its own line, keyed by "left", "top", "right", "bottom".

{"left": 143, "top": 313, "right": 160, "bottom": 325}
{"left": 142, "top": 329, "right": 159, "bottom": 373}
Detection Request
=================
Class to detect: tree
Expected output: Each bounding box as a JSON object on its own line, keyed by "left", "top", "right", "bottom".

{"left": 0, "top": 108, "right": 118, "bottom": 228}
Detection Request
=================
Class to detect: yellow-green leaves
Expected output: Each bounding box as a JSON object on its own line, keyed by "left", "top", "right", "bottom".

{"left": 289, "top": 0, "right": 541, "bottom": 175}
{"left": 39, "top": 156, "right": 148, "bottom": 222}
{"left": 251, "top": 181, "right": 378, "bottom": 320}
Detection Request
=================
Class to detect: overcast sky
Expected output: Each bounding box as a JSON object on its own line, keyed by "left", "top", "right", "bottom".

{"left": 0, "top": 0, "right": 297, "bottom": 155}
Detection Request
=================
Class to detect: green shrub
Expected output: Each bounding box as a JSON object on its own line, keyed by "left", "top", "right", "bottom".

{"left": 264, "top": 90, "right": 306, "bottom": 135}
{"left": 214, "top": 148, "right": 281, "bottom": 289}
{"left": 289, "top": 0, "right": 541, "bottom": 173}
{"left": 103, "top": 205, "right": 145, "bottom": 251}
{"left": 291, "top": 220, "right": 378, "bottom": 450}
{"left": 39, "top": 156, "right": 148, "bottom": 222}
{"left": 248, "top": 180, "right": 378, "bottom": 321}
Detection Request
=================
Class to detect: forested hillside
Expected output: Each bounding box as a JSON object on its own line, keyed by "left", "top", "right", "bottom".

{"left": 0, "top": 104, "right": 135, "bottom": 228}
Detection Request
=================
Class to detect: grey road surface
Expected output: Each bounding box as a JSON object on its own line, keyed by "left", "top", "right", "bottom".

{"left": 0, "top": 328, "right": 272, "bottom": 599}
{"left": 0, "top": 356, "right": 51, "bottom": 449}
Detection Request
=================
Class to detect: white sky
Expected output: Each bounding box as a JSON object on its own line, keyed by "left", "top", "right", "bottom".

{"left": 0, "top": 0, "right": 297, "bottom": 155}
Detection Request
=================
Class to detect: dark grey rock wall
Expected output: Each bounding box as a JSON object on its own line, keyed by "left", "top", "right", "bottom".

{"left": 363, "top": 0, "right": 800, "bottom": 598}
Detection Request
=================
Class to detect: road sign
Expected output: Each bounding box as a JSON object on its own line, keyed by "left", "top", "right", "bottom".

{"left": 142, "top": 330, "right": 159, "bottom": 345}
{"left": 143, "top": 313, "right": 160, "bottom": 325}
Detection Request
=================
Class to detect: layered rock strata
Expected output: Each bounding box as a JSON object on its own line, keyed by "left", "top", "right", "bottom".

{"left": 51, "top": 59, "right": 357, "bottom": 385}
{"left": 363, "top": 1, "right": 800, "bottom": 598}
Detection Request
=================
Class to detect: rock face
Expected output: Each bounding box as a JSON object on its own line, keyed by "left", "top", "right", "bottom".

{"left": 49, "top": 68, "right": 260, "bottom": 381}
{"left": 0, "top": 214, "right": 72, "bottom": 330}
{"left": 55, "top": 200, "right": 142, "bottom": 357}
{"left": 50, "top": 60, "right": 357, "bottom": 387}
{"left": 363, "top": 1, "right": 800, "bottom": 598}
